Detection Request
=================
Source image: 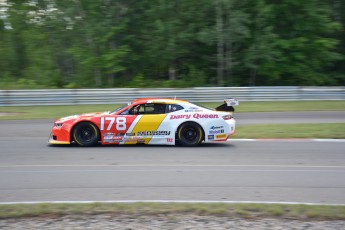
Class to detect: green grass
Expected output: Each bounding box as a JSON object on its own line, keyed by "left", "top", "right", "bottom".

{"left": 235, "top": 123, "right": 345, "bottom": 139}
{"left": 203, "top": 100, "right": 345, "bottom": 113}
{"left": 0, "top": 104, "right": 120, "bottom": 120}
{"left": 0, "top": 100, "right": 344, "bottom": 120}
{"left": 0, "top": 202, "right": 344, "bottom": 220}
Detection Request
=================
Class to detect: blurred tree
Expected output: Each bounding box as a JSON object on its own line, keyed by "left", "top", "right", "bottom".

{"left": 3, "top": 1, "right": 28, "bottom": 82}
{"left": 262, "top": 0, "right": 342, "bottom": 85}
{"left": 329, "top": 0, "right": 345, "bottom": 85}
{"left": 0, "top": 21, "right": 16, "bottom": 81}
{"left": 67, "top": 0, "right": 129, "bottom": 87}
{"left": 215, "top": 0, "right": 249, "bottom": 86}
{"left": 129, "top": 0, "right": 212, "bottom": 84}
{"left": 0, "top": 0, "right": 343, "bottom": 88}
{"left": 242, "top": 0, "right": 277, "bottom": 86}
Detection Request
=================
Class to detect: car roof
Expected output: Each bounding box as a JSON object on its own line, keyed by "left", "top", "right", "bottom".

{"left": 131, "top": 98, "right": 189, "bottom": 105}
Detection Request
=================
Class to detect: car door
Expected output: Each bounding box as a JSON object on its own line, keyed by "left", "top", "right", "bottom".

{"left": 130, "top": 103, "right": 171, "bottom": 144}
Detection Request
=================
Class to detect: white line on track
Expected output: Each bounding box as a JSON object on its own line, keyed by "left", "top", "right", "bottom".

{"left": 0, "top": 164, "right": 344, "bottom": 168}
{"left": 228, "top": 139, "right": 345, "bottom": 142}
{"left": 1, "top": 200, "right": 344, "bottom": 206}
{"left": 313, "top": 139, "right": 345, "bottom": 142}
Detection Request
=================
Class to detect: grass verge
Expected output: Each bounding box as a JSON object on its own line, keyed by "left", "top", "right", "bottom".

{"left": 0, "top": 202, "right": 345, "bottom": 220}
{"left": 203, "top": 100, "right": 345, "bottom": 113}
{"left": 0, "top": 104, "right": 118, "bottom": 120}
{"left": 235, "top": 123, "right": 345, "bottom": 139}
{"left": 0, "top": 100, "right": 344, "bottom": 120}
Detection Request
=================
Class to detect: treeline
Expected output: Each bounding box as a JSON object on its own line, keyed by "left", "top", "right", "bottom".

{"left": 0, "top": 0, "right": 344, "bottom": 89}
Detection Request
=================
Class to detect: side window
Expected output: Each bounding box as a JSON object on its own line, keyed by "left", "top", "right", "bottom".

{"left": 120, "top": 109, "right": 129, "bottom": 115}
{"left": 167, "top": 104, "right": 184, "bottom": 113}
{"left": 152, "top": 104, "right": 166, "bottom": 114}
{"left": 122, "top": 105, "right": 141, "bottom": 115}
{"left": 143, "top": 103, "right": 166, "bottom": 114}
{"left": 122, "top": 103, "right": 168, "bottom": 115}
{"left": 140, "top": 104, "right": 151, "bottom": 114}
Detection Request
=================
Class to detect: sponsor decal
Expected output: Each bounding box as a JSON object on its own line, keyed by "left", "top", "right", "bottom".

{"left": 167, "top": 138, "right": 173, "bottom": 143}
{"left": 124, "top": 136, "right": 140, "bottom": 143}
{"left": 209, "top": 129, "right": 224, "bottom": 134}
{"left": 208, "top": 135, "right": 214, "bottom": 140}
{"left": 193, "top": 114, "right": 219, "bottom": 119}
{"left": 170, "top": 114, "right": 191, "bottom": 120}
{"left": 104, "top": 133, "right": 123, "bottom": 143}
{"left": 225, "top": 98, "right": 239, "bottom": 106}
{"left": 104, "top": 132, "right": 124, "bottom": 138}
{"left": 104, "top": 140, "right": 122, "bottom": 143}
{"left": 170, "top": 114, "right": 219, "bottom": 120}
{"left": 210, "top": 126, "right": 224, "bottom": 129}
{"left": 125, "top": 133, "right": 135, "bottom": 136}
{"left": 185, "top": 109, "right": 203, "bottom": 112}
{"left": 137, "top": 139, "right": 145, "bottom": 144}
{"left": 216, "top": 134, "right": 226, "bottom": 139}
{"left": 137, "top": 131, "right": 171, "bottom": 136}
{"left": 104, "top": 133, "right": 114, "bottom": 139}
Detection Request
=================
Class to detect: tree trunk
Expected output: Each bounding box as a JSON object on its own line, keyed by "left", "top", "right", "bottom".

{"left": 216, "top": 0, "right": 224, "bottom": 86}
{"left": 169, "top": 61, "right": 176, "bottom": 81}
{"left": 75, "top": 0, "right": 102, "bottom": 87}
{"left": 225, "top": 39, "right": 233, "bottom": 86}
{"left": 249, "top": 67, "right": 257, "bottom": 86}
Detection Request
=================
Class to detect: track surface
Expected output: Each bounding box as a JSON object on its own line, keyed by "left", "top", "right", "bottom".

{"left": 0, "top": 112, "right": 345, "bottom": 204}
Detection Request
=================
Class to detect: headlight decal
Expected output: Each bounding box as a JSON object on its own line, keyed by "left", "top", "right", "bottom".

{"left": 54, "top": 123, "right": 64, "bottom": 127}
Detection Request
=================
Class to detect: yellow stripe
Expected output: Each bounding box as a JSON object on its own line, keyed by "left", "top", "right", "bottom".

{"left": 131, "top": 114, "right": 167, "bottom": 144}
{"left": 48, "top": 140, "right": 70, "bottom": 145}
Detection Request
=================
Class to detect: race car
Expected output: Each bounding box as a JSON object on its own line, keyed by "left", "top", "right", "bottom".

{"left": 48, "top": 98, "right": 238, "bottom": 146}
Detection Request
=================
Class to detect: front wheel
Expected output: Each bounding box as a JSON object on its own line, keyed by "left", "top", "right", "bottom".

{"left": 72, "top": 122, "right": 100, "bottom": 146}
{"left": 177, "top": 122, "right": 203, "bottom": 146}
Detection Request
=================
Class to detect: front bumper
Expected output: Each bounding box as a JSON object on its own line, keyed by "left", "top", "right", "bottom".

{"left": 48, "top": 133, "right": 70, "bottom": 145}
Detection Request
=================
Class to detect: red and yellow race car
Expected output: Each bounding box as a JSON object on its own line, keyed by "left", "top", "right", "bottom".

{"left": 48, "top": 98, "right": 238, "bottom": 146}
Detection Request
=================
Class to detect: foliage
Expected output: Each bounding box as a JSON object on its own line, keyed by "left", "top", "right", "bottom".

{"left": 0, "top": 0, "right": 344, "bottom": 89}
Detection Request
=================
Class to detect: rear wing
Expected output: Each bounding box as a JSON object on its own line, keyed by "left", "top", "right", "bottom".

{"left": 215, "top": 98, "right": 239, "bottom": 112}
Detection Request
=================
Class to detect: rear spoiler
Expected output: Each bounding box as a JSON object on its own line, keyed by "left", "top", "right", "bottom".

{"left": 215, "top": 98, "right": 239, "bottom": 112}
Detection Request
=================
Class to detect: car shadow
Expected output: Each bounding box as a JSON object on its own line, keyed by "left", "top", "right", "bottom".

{"left": 47, "top": 142, "right": 234, "bottom": 148}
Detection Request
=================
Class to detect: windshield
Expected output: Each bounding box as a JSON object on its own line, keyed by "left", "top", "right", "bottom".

{"left": 110, "top": 104, "right": 128, "bottom": 114}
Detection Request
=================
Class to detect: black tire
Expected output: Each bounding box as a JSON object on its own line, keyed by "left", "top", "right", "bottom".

{"left": 177, "top": 122, "right": 203, "bottom": 146}
{"left": 72, "top": 122, "right": 100, "bottom": 146}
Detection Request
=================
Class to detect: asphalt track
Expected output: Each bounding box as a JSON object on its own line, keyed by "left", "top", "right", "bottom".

{"left": 0, "top": 111, "right": 345, "bottom": 204}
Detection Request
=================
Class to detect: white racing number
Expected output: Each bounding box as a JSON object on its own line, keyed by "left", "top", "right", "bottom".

{"left": 100, "top": 117, "right": 126, "bottom": 131}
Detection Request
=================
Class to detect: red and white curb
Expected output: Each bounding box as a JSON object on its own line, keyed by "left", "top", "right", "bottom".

{"left": 228, "top": 139, "right": 345, "bottom": 142}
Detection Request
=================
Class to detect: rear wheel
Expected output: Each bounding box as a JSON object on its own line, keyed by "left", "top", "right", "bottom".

{"left": 72, "top": 122, "right": 100, "bottom": 146}
{"left": 177, "top": 122, "right": 203, "bottom": 146}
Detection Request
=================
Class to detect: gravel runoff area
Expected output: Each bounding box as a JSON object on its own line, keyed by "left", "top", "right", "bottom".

{"left": 1, "top": 214, "right": 345, "bottom": 230}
